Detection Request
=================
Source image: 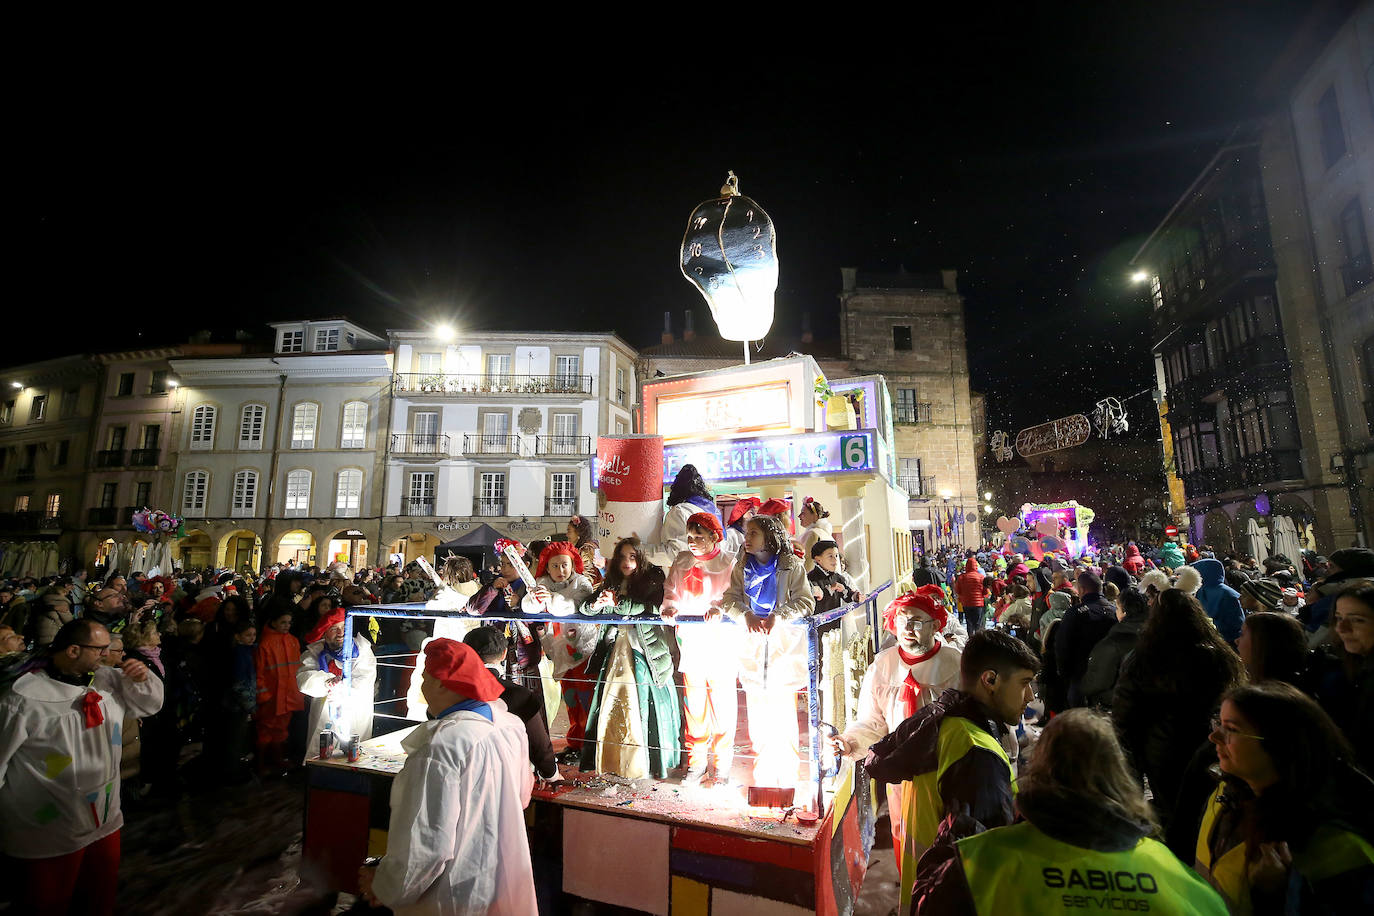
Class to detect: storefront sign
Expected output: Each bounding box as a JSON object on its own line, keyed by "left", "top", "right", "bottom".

{"left": 663, "top": 430, "right": 876, "bottom": 483}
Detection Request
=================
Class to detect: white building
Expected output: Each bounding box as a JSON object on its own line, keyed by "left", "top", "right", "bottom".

{"left": 381, "top": 329, "right": 638, "bottom": 564}
{"left": 167, "top": 319, "right": 391, "bottom": 573}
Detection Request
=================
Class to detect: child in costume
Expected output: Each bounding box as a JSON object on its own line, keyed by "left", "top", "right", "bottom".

{"left": 721, "top": 513, "right": 816, "bottom": 790}
{"left": 526, "top": 543, "right": 599, "bottom": 759}
{"left": 578, "top": 537, "right": 681, "bottom": 779}
{"left": 807, "top": 539, "right": 861, "bottom": 613}
{"left": 834, "top": 590, "right": 961, "bottom": 880}
{"left": 254, "top": 609, "right": 304, "bottom": 776}
{"left": 661, "top": 512, "right": 740, "bottom": 786}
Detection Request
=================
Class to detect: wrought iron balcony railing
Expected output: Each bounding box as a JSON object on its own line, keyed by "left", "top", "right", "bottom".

{"left": 464, "top": 434, "right": 521, "bottom": 456}
{"left": 394, "top": 373, "right": 593, "bottom": 397}
{"left": 391, "top": 433, "right": 451, "bottom": 456}
{"left": 536, "top": 435, "right": 592, "bottom": 456}
{"left": 895, "top": 403, "right": 934, "bottom": 424}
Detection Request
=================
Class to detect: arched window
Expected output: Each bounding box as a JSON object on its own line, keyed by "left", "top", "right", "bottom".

{"left": 291, "top": 403, "right": 318, "bottom": 449}
{"left": 335, "top": 468, "right": 363, "bottom": 517}
{"left": 232, "top": 470, "right": 259, "bottom": 517}
{"left": 341, "top": 401, "right": 368, "bottom": 449}
{"left": 190, "top": 405, "right": 217, "bottom": 451}
{"left": 284, "top": 469, "right": 312, "bottom": 517}
{"left": 182, "top": 471, "right": 208, "bottom": 515}
{"left": 239, "top": 405, "right": 266, "bottom": 450}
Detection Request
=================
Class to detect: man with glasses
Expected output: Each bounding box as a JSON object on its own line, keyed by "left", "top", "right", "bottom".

{"left": 0, "top": 618, "right": 163, "bottom": 915}
{"left": 84, "top": 587, "right": 130, "bottom": 631}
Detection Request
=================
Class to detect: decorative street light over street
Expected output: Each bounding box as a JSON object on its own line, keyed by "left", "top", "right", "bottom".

{"left": 680, "top": 171, "right": 778, "bottom": 360}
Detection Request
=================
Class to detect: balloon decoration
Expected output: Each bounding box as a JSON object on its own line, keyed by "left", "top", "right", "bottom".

{"left": 131, "top": 507, "right": 184, "bottom": 537}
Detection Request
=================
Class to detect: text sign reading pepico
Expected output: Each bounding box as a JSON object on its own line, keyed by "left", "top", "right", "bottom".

{"left": 662, "top": 430, "right": 876, "bottom": 484}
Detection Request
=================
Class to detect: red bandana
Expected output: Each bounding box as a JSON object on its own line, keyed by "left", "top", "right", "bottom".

{"left": 82, "top": 689, "right": 105, "bottom": 729}
{"left": 895, "top": 643, "right": 941, "bottom": 720}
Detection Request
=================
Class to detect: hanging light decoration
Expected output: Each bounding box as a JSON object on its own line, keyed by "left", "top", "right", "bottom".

{"left": 680, "top": 171, "right": 778, "bottom": 357}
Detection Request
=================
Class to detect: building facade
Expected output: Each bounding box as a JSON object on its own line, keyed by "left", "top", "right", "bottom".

{"left": 381, "top": 330, "right": 638, "bottom": 564}
{"left": 167, "top": 319, "right": 392, "bottom": 573}
{"left": 0, "top": 356, "right": 100, "bottom": 573}
{"left": 1259, "top": 1, "right": 1373, "bottom": 547}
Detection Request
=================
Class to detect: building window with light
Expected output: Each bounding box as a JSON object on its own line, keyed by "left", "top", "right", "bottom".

{"left": 14, "top": 495, "right": 29, "bottom": 513}
{"left": 314, "top": 328, "right": 340, "bottom": 351}
{"left": 0, "top": 400, "right": 13, "bottom": 425}
{"left": 191, "top": 404, "right": 217, "bottom": 450}
{"left": 280, "top": 330, "right": 304, "bottom": 352}
{"left": 45, "top": 493, "right": 61, "bottom": 519}
{"left": 30, "top": 395, "right": 47, "bottom": 422}
{"left": 291, "top": 403, "right": 318, "bottom": 449}
{"left": 341, "top": 401, "right": 368, "bottom": 448}
{"left": 284, "top": 469, "right": 311, "bottom": 517}
{"left": 335, "top": 469, "right": 363, "bottom": 518}
{"left": 232, "top": 470, "right": 258, "bottom": 517}
{"left": 239, "top": 405, "right": 266, "bottom": 450}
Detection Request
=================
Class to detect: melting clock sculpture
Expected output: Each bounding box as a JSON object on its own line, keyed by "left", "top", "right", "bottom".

{"left": 679, "top": 171, "right": 778, "bottom": 362}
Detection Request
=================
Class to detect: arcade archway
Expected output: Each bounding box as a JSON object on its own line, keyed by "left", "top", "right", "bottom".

{"left": 327, "top": 528, "right": 368, "bottom": 569}
{"left": 275, "top": 529, "right": 317, "bottom": 566}
{"left": 388, "top": 532, "right": 440, "bottom": 567}
{"left": 174, "top": 530, "right": 213, "bottom": 571}
{"left": 218, "top": 530, "right": 263, "bottom": 575}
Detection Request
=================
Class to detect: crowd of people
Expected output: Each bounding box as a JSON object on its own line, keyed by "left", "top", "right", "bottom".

{"left": 2, "top": 471, "right": 1371, "bottom": 913}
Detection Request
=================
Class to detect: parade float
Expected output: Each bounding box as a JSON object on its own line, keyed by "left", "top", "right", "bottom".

{"left": 1003, "top": 500, "right": 1096, "bottom": 560}
{"left": 300, "top": 173, "right": 910, "bottom": 914}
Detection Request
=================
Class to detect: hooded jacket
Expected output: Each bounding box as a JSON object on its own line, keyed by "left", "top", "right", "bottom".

{"left": 1158, "top": 542, "right": 1186, "bottom": 570}
{"left": 954, "top": 559, "right": 986, "bottom": 608}
{"left": 1122, "top": 543, "right": 1146, "bottom": 576}
{"left": 1192, "top": 559, "right": 1244, "bottom": 644}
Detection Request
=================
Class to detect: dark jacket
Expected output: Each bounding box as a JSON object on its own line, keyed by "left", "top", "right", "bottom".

{"left": 866, "top": 688, "right": 1016, "bottom": 843}
{"left": 1079, "top": 612, "right": 1146, "bottom": 709}
{"left": 913, "top": 788, "right": 1157, "bottom": 916}
{"left": 1055, "top": 590, "right": 1116, "bottom": 706}
{"left": 1193, "top": 558, "right": 1243, "bottom": 644}
{"left": 808, "top": 566, "right": 858, "bottom": 613}
{"left": 488, "top": 665, "right": 557, "bottom": 779}
{"left": 1112, "top": 642, "right": 1237, "bottom": 820}
{"left": 1312, "top": 647, "right": 1374, "bottom": 777}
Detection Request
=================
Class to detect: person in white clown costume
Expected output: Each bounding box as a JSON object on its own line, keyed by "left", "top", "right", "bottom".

{"left": 833, "top": 588, "right": 961, "bottom": 871}
{"left": 796, "top": 496, "right": 835, "bottom": 572}
{"left": 661, "top": 511, "right": 741, "bottom": 786}
{"left": 297, "top": 606, "right": 377, "bottom": 760}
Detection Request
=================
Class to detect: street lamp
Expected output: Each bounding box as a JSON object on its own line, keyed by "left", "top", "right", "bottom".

{"left": 983, "top": 504, "right": 994, "bottom": 514}
{"left": 1130, "top": 270, "right": 1148, "bottom": 284}
{"left": 983, "top": 491, "right": 992, "bottom": 501}
{"left": 433, "top": 324, "right": 456, "bottom": 343}
{"left": 9, "top": 381, "right": 21, "bottom": 389}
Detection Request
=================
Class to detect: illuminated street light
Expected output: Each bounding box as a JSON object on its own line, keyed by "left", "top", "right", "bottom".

{"left": 939, "top": 490, "right": 953, "bottom": 501}
{"left": 1130, "top": 270, "right": 1148, "bottom": 284}
{"left": 434, "top": 324, "right": 456, "bottom": 342}
{"left": 983, "top": 504, "right": 994, "bottom": 514}
{"left": 166, "top": 379, "right": 179, "bottom": 389}
{"left": 9, "top": 381, "right": 22, "bottom": 389}
{"left": 983, "top": 491, "right": 992, "bottom": 501}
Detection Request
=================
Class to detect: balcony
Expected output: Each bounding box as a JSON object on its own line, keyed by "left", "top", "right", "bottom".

{"left": 1341, "top": 258, "right": 1373, "bottom": 298}
{"left": 546, "top": 498, "right": 576, "bottom": 516}
{"left": 16, "top": 467, "right": 34, "bottom": 482}
{"left": 129, "top": 449, "right": 159, "bottom": 467}
{"left": 394, "top": 373, "right": 594, "bottom": 397}
{"left": 1239, "top": 450, "right": 1303, "bottom": 487}
{"left": 537, "top": 435, "right": 592, "bottom": 456}
{"left": 403, "top": 498, "right": 436, "bottom": 517}
{"left": 95, "top": 450, "right": 126, "bottom": 468}
{"left": 477, "top": 499, "right": 506, "bottom": 517}
{"left": 464, "top": 434, "right": 521, "bottom": 456}
{"left": 895, "top": 403, "right": 934, "bottom": 424}
{"left": 88, "top": 507, "right": 119, "bottom": 526}
{"left": 616, "top": 388, "right": 627, "bottom": 405}
{"left": 898, "top": 474, "right": 937, "bottom": 498}
{"left": 392, "top": 433, "right": 451, "bottom": 457}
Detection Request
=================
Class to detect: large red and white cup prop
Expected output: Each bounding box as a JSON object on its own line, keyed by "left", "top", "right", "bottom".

{"left": 596, "top": 435, "right": 664, "bottom": 548}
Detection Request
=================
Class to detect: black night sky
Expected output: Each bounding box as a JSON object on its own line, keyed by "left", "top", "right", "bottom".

{"left": 14, "top": 1, "right": 1311, "bottom": 431}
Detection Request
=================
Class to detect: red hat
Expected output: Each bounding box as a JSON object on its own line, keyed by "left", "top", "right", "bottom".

{"left": 756, "top": 498, "right": 790, "bottom": 517}
{"left": 423, "top": 638, "right": 505, "bottom": 702}
{"left": 685, "top": 512, "right": 723, "bottom": 542}
{"left": 536, "top": 542, "right": 584, "bottom": 578}
{"left": 305, "top": 607, "right": 346, "bottom": 644}
{"left": 726, "top": 497, "right": 762, "bottom": 527}
{"left": 494, "top": 538, "right": 525, "bottom": 558}
{"left": 883, "top": 590, "right": 949, "bottom": 635}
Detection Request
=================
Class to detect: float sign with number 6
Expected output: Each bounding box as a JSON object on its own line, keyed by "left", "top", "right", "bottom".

{"left": 661, "top": 430, "right": 877, "bottom": 484}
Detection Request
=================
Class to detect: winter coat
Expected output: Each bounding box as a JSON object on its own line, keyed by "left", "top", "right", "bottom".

{"left": 485, "top": 664, "right": 557, "bottom": 780}
{"left": 1311, "top": 647, "right": 1374, "bottom": 776}
{"left": 1192, "top": 558, "right": 1244, "bottom": 644}
{"left": 520, "top": 573, "right": 594, "bottom": 618}
{"left": 1122, "top": 544, "right": 1146, "bottom": 576}
{"left": 1080, "top": 612, "right": 1145, "bottom": 709}
{"left": 808, "top": 565, "right": 859, "bottom": 613}
{"left": 721, "top": 548, "right": 815, "bottom": 690}
{"left": 31, "top": 603, "right": 74, "bottom": 647}
{"left": 1054, "top": 592, "right": 1117, "bottom": 705}
{"left": 954, "top": 559, "right": 986, "bottom": 608}
{"left": 1158, "top": 542, "right": 1186, "bottom": 570}
{"left": 1112, "top": 642, "right": 1238, "bottom": 818}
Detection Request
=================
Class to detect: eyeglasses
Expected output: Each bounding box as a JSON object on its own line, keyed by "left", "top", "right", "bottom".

{"left": 77, "top": 644, "right": 112, "bottom": 655}
{"left": 1210, "top": 716, "right": 1264, "bottom": 743}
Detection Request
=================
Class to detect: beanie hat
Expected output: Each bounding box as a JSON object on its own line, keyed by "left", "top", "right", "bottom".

{"left": 811, "top": 539, "right": 839, "bottom": 559}
{"left": 535, "top": 542, "right": 583, "bottom": 579}
{"left": 1046, "top": 590, "right": 1073, "bottom": 612}
{"left": 685, "top": 512, "right": 724, "bottom": 542}
{"left": 423, "top": 638, "right": 504, "bottom": 702}
{"left": 1240, "top": 578, "right": 1283, "bottom": 609}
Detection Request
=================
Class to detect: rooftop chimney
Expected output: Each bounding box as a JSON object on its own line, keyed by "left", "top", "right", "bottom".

{"left": 683, "top": 310, "right": 696, "bottom": 342}
{"left": 800, "top": 311, "right": 813, "bottom": 345}
{"left": 661, "top": 311, "right": 674, "bottom": 346}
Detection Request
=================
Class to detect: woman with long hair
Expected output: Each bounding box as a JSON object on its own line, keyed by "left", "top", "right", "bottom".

{"left": 1112, "top": 588, "right": 1245, "bottom": 826}
{"left": 566, "top": 514, "right": 595, "bottom": 548}
{"left": 796, "top": 497, "right": 833, "bottom": 572}
{"left": 1313, "top": 581, "right": 1374, "bottom": 775}
{"left": 914, "top": 709, "right": 1227, "bottom": 914}
{"left": 577, "top": 537, "right": 681, "bottom": 779}
{"left": 1195, "top": 682, "right": 1373, "bottom": 913}
{"left": 644, "top": 464, "right": 721, "bottom": 568}
{"left": 1236, "top": 611, "right": 1311, "bottom": 686}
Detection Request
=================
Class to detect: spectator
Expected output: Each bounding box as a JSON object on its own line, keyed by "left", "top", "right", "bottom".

{"left": 1081, "top": 586, "right": 1149, "bottom": 710}
{"left": 1055, "top": 571, "right": 1117, "bottom": 707}
{"left": 1195, "top": 682, "right": 1374, "bottom": 912}
{"left": 914, "top": 709, "right": 1227, "bottom": 915}
{"left": 254, "top": 609, "right": 304, "bottom": 778}
{"left": 463, "top": 626, "right": 558, "bottom": 782}
{"left": 1112, "top": 589, "right": 1245, "bottom": 827}
{"left": 1235, "top": 611, "right": 1310, "bottom": 687}
{"left": 1302, "top": 547, "right": 1374, "bottom": 641}
{"left": 31, "top": 592, "right": 75, "bottom": 648}
{"left": 1192, "top": 558, "right": 1245, "bottom": 645}
{"left": 1312, "top": 582, "right": 1374, "bottom": 774}
{"left": 0, "top": 619, "right": 162, "bottom": 916}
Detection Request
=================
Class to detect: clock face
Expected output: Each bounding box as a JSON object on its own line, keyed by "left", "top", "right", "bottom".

{"left": 680, "top": 194, "right": 778, "bottom": 342}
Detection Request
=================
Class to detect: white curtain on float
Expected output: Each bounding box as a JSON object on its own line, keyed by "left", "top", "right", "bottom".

{"left": 1245, "top": 518, "right": 1271, "bottom": 563}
